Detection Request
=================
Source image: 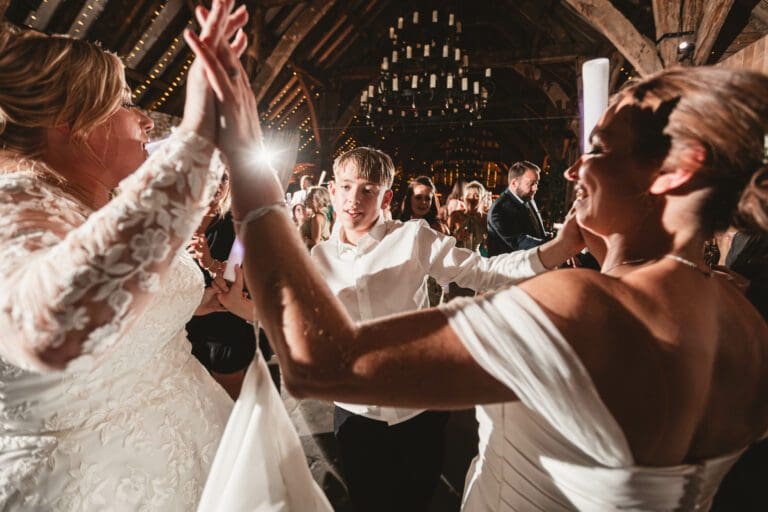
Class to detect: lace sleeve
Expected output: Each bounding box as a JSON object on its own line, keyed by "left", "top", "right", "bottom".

{"left": 0, "top": 130, "right": 222, "bottom": 372}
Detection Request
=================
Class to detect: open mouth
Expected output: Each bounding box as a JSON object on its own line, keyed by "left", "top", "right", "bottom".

{"left": 344, "top": 210, "right": 363, "bottom": 219}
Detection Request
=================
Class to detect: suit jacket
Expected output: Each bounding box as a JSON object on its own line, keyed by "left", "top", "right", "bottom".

{"left": 486, "top": 189, "right": 547, "bottom": 256}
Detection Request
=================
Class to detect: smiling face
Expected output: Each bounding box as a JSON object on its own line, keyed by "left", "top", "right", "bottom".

{"left": 410, "top": 183, "right": 434, "bottom": 218}
{"left": 330, "top": 160, "right": 393, "bottom": 241}
{"left": 565, "top": 99, "right": 666, "bottom": 235}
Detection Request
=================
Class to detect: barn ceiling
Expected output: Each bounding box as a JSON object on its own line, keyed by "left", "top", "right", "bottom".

{"left": 3, "top": 0, "right": 767, "bottom": 197}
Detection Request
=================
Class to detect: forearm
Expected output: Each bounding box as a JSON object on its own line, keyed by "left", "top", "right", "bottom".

{"left": 239, "top": 208, "right": 358, "bottom": 391}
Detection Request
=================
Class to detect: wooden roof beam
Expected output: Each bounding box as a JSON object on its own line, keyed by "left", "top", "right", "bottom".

{"left": 652, "top": 0, "right": 681, "bottom": 67}
{"left": 296, "top": 72, "right": 322, "bottom": 150}
{"left": 562, "top": 0, "right": 663, "bottom": 77}
{"left": 693, "top": 0, "right": 736, "bottom": 65}
{"left": 252, "top": 0, "right": 337, "bottom": 103}
{"left": 267, "top": 85, "right": 302, "bottom": 121}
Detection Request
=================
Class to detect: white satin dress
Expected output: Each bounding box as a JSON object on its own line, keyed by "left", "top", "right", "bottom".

{"left": 440, "top": 286, "right": 753, "bottom": 511}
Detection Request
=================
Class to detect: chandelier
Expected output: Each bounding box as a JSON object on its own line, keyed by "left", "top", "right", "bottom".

{"left": 360, "top": 9, "right": 494, "bottom": 128}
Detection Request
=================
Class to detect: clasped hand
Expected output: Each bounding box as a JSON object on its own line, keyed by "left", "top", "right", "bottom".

{"left": 181, "top": 0, "right": 284, "bottom": 221}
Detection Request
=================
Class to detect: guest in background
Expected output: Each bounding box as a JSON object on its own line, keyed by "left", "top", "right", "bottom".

{"left": 186, "top": 171, "right": 256, "bottom": 400}
{"left": 400, "top": 175, "right": 449, "bottom": 305}
{"left": 399, "top": 175, "right": 448, "bottom": 234}
{"left": 487, "top": 161, "right": 549, "bottom": 256}
{"left": 301, "top": 185, "right": 332, "bottom": 249}
{"left": 291, "top": 202, "right": 306, "bottom": 228}
{"left": 449, "top": 180, "right": 488, "bottom": 254}
{"left": 446, "top": 179, "right": 467, "bottom": 216}
{"left": 290, "top": 174, "right": 313, "bottom": 206}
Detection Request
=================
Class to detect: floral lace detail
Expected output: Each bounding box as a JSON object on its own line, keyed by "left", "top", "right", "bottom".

{"left": 0, "top": 129, "right": 221, "bottom": 370}
{"left": 0, "top": 131, "right": 232, "bottom": 510}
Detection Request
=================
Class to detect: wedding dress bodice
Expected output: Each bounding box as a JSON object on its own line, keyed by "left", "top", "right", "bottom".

{"left": 0, "top": 132, "right": 232, "bottom": 510}
{"left": 441, "top": 287, "right": 748, "bottom": 511}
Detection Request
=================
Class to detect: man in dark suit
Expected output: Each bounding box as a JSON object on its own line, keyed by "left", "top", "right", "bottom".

{"left": 487, "top": 160, "right": 548, "bottom": 256}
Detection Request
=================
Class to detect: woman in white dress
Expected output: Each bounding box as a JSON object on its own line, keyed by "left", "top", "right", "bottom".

{"left": 196, "top": 19, "right": 768, "bottom": 510}
{"left": 0, "top": 4, "right": 268, "bottom": 510}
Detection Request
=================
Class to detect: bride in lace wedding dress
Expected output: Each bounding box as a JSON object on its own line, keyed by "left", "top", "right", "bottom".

{"left": 0, "top": 5, "right": 328, "bottom": 510}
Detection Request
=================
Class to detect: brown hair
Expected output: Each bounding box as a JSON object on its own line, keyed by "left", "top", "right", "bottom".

{"left": 399, "top": 175, "right": 441, "bottom": 224}
{"left": 0, "top": 29, "right": 126, "bottom": 160}
{"left": 333, "top": 146, "right": 395, "bottom": 188}
{"left": 618, "top": 67, "right": 768, "bottom": 232}
{"left": 508, "top": 160, "right": 540, "bottom": 182}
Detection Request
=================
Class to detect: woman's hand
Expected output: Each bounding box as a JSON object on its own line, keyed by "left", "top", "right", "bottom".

{"left": 188, "top": 233, "right": 214, "bottom": 267}
{"left": 195, "top": 281, "right": 226, "bottom": 316}
{"left": 183, "top": 0, "right": 284, "bottom": 219}
{"left": 217, "top": 264, "right": 257, "bottom": 323}
{"left": 179, "top": 0, "right": 248, "bottom": 143}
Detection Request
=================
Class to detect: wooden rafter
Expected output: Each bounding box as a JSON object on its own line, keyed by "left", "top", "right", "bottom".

{"left": 562, "top": 0, "right": 663, "bottom": 77}
{"left": 244, "top": 6, "right": 264, "bottom": 78}
{"left": 251, "top": 0, "right": 337, "bottom": 103}
{"left": 296, "top": 72, "right": 322, "bottom": 151}
{"left": 693, "top": 0, "right": 736, "bottom": 64}
{"left": 267, "top": 75, "right": 298, "bottom": 110}
{"left": 0, "top": 0, "right": 10, "bottom": 20}
{"left": 754, "top": 2, "right": 768, "bottom": 26}
{"left": 267, "top": 85, "right": 301, "bottom": 121}
{"left": 652, "top": 0, "right": 680, "bottom": 67}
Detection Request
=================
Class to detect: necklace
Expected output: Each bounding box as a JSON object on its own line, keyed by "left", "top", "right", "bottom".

{"left": 663, "top": 254, "right": 712, "bottom": 277}
{"left": 601, "top": 258, "right": 650, "bottom": 274}
{"left": 602, "top": 254, "right": 712, "bottom": 277}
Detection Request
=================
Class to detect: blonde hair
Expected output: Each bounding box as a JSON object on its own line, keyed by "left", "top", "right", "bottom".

{"left": 464, "top": 180, "right": 486, "bottom": 197}
{"left": 333, "top": 146, "right": 395, "bottom": 188}
{"left": 306, "top": 186, "right": 331, "bottom": 212}
{"left": 0, "top": 29, "right": 126, "bottom": 160}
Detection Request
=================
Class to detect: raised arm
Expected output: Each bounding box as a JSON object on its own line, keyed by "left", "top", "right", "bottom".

{"left": 0, "top": 132, "right": 221, "bottom": 371}
{"left": 0, "top": 0, "right": 248, "bottom": 372}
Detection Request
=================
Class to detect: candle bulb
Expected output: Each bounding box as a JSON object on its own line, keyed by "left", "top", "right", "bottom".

{"left": 424, "top": 44, "right": 430, "bottom": 57}
{"left": 485, "top": 67, "right": 492, "bottom": 78}
{"left": 456, "top": 21, "right": 462, "bottom": 33}
{"left": 392, "top": 50, "right": 398, "bottom": 63}
{"left": 397, "top": 17, "right": 403, "bottom": 29}
{"left": 381, "top": 57, "right": 389, "bottom": 70}
{"left": 442, "top": 44, "right": 449, "bottom": 58}
{"left": 455, "top": 48, "right": 461, "bottom": 61}
{"left": 462, "top": 55, "right": 469, "bottom": 67}
{"left": 406, "top": 46, "right": 412, "bottom": 59}
{"left": 361, "top": 90, "right": 368, "bottom": 104}
{"left": 448, "top": 13, "right": 454, "bottom": 26}
{"left": 411, "top": 75, "right": 418, "bottom": 88}
{"left": 413, "top": 11, "right": 419, "bottom": 24}
{"left": 447, "top": 74, "right": 454, "bottom": 89}
{"left": 473, "top": 80, "right": 480, "bottom": 94}
{"left": 429, "top": 73, "right": 437, "bottom": 88}
{"left": 392, "top": 76, "right": 399, "bottom": 91}
{"left": 432, "top": 10, "right": 438, "bottom": 22}
{"left": 368, "top": 85, "right": 374, "bottom": 97}
{"left": 389, "top": 26, "right": 395, "bottom": 38}
{"left": 461, "top": 77, "right": 468, "bottom": 91}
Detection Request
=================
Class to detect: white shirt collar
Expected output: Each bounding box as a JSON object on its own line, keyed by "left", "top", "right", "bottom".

{"left": 332, "top": 213, "right": 386, "bottom": 253}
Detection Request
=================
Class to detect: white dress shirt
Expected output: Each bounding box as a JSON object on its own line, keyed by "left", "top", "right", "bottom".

{"left": 310, "top": 215, "right": 547, "bottom": 425}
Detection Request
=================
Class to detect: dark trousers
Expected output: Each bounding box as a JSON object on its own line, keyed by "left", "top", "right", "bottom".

{"left": 334, "top": 407, "right": 449, "bottom": 512}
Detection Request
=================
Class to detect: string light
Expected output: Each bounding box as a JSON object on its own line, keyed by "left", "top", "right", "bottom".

{"left": 67, "top": 0, "right": 109, "bottom": 38}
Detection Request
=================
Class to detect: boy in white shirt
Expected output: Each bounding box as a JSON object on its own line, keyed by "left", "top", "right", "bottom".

{"left": 311, "top": 147, "right": 582, "bottom": 511}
